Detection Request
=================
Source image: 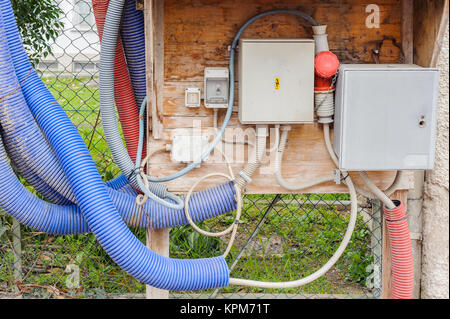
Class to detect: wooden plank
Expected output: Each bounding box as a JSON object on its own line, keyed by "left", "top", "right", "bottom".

{"left": 12, "top": 219, "right": 22, "bottom": 294}
{"left": 402, "top": 0, "right": 414, "bottom": 63}
{"left": 144, "top": 0, "right": 169, "bottom": 300}
{"left": 145, "top": 228, "right": 170, "bottom": 299}
{"left": 413, "top": 0, "right": 449, "bottom": 67}
{"left": 145, "top": 0, "right": 165, "bottom": 139}
{"left": 409, "top": 0, "right": 448, "bottom": 298}
{"left": 408, "top": 171, "right": 425, "bottom": 299}
{"left": 164, "top": 0, "right": 403, "bottom": 81}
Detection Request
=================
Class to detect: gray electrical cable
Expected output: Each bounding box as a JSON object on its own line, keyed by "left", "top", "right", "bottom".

{"left": 100, "top": 7, "right": 319, "bottom": 207}
{"left": 99, "top": 0, "right": 184, "bottom": 209}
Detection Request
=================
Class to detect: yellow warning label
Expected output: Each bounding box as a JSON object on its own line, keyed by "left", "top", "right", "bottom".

{"left": 275, "top": 78, "right": 281, "bottom": 90}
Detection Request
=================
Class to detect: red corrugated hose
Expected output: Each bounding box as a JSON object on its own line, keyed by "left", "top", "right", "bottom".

{"left": 92, "top": 0, "right": 145, "bottom": 163}
{"left": 384, "top": 200, "right": 414, "bottom": 299}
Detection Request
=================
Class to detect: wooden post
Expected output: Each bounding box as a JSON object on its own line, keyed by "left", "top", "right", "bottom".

{"left": 146, "top": 228, "right": 170, "bottom": 299}
{"left": 371, "top": 201, "right": 383, "bottom": 297}
{"left": 413, "top": 0, "right": 449, "bottom": 68}
{"left": 144, "top": 0, "right": 169, "bottom": 299}
{"left": 12, "top": 219, "right": 22, "bottom": 293}
{"left": 402, "top": 0, "right": 414, "bottom": 64}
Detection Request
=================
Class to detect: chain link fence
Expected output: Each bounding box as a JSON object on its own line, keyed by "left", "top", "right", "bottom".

{"left": 0, "top": 1, "right": 383, "bottom": 299}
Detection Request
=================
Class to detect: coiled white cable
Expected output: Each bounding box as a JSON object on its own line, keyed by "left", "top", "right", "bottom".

{"left": 184, "top": 148, "right": 242, "bottom": 259}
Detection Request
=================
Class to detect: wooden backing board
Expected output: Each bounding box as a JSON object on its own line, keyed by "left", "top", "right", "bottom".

{"left": 141, "top": 0, "right": 449, "bottom": 300}
{"left": 145, "top": 0, "right": 414, "bottom": 194}
{"left": 144, "top": 0, "right": 169, "bottom": 300}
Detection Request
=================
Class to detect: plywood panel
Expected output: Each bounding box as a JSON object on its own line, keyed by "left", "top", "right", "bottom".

{"left": 164, "top": 0, "right": 403, "bottom": 81}
{"left": 147, "top": 0, "right": 414, "bottom": 194}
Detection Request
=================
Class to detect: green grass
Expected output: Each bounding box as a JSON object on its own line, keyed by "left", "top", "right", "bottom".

{"left": 0, "top": 77, "right": 379, "bottom": 298}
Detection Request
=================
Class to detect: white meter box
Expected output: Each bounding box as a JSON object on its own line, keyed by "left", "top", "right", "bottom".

{"left": 334, "top": 64, "right": 439, "bottom": 171}
{"left": 239, "top": 39, "right": 315, "bottom": 124}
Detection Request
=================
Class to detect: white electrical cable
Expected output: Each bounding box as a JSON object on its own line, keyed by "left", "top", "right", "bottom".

{"left": 322, "top": 123, "right": 401, "bottom": 205}
{"left": 352, "top": 171, "right": 404, "bottom": 199}
{"left": 212, "top": 109, "right": 279, "bottom": 163}
{"left": 184, "top": 148, "right": 242, "bottom": 259}
{"left": 275, "top": 127, "right": 336, "bottom": 191}
{"left": 359, "top": 172, "right": 396, "bottom": 209}
{"left": 229, "top": 124, "right": 358, "bottom": 289}
{"left": 213, "top": 109, "right": 255, "bottom": 147}
{"left": 136, "top": 146, "right": 168, "bottom": 206}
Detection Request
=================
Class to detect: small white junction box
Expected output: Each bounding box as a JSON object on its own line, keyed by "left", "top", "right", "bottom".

{"left": 239, "top": 39, "right": 315, "bottom": 124}
{"left": 334, "top": 64, "right": 440, "bottom": 171}
{"left": 171, "top": 135, "right": 210, "bottom": 164}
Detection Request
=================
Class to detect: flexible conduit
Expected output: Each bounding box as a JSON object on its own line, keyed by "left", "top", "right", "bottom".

{"left": 98, "top": 0, "right": 184, "bottom": 209}
{"left": 0, "top": 134, "right": 89, "bottom": 235}
{"left": 0, "top": 12, "right": 237, "bottom": 234}
{"left": 1, "top": 0, "right": 229, "bottom": 290}
{"left": 121, "top": 0, "right": 147, "bottom": 108}
{"left": 92, "top": 0, "right": 144, "bottom": 162}
{"left": 384, "top": 201, "right": 414, "bottom": 299}
{"left": 324, "top": 121, "right": 414, "bottom": 299}
{"left": 0, "top": 33, "right": 75, "bottom": 204}
{"left": 359, "top": 175, "right": 414, "bottom": 299}
{"left": 0, "top": 131, "right": 236, "bottom": 233}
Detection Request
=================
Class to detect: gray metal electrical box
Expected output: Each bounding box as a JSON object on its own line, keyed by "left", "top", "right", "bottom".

{"left": 334, "top": 64, "right": 439, "bottom": 171}
{"left": 239, "top": 39, "right": 315, "bottom": 124}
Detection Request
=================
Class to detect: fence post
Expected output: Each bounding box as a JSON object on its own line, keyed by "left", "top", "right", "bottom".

{"left": 146, "top": 228, "right": 170, "bottom": 299}
{"left": 371, "top": 200, "right": 383, "bottom": 298}
{"left": 12, "top": 218, "right": 22, "bottom": 293}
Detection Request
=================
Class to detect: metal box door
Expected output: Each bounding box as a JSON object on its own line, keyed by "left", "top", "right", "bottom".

{"left": 334, "top": 64, "right": 439, "bottom": 171}
{"left": 238, "top": 39, "right": 315, "bottom": 124}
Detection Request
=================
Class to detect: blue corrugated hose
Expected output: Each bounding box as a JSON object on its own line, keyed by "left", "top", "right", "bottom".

{"left": 121, "top": 0, "right": 146, "bottom": 108}
{"left": 0, "top": 16, "right": 236, "bottom": 233}
{"left": 0, "top": 0, "right": 229, "bottom": 290}
{"left": 0, "top": 10, "right": 236, "bottom": 234}
{"left": 0, "top": 124, "right": 236, "bottom": 234}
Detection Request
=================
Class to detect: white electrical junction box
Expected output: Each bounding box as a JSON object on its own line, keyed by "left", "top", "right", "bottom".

{"left": 238, "top": 39, "right": 315, "bottom": 124}
{"left": 171, "top": 135, "right": 210, "bottom": 164}
{"left": 204, "top": 67, "right": 229, "bottom": 108}
{"left": 334, "top": 64, "right": 440, "bottom": 171}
